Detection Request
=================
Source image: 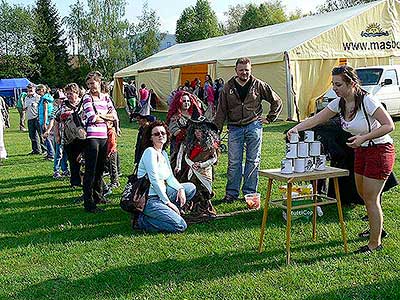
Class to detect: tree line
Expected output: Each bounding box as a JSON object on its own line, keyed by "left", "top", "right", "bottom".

{"left": 0, "top": 0, "right": 374, "bottom": 87}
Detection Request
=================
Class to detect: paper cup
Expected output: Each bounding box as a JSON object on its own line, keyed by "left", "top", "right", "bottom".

{"left": 309, "top": 141, "right": 321, "bottom": 157}
{"left": 294, "top": 158, "right": 305, "bottom": 173}
{"left": 298, "top": 142, "right": 308, "bottom": 157}
{"left": 281, "top": 159, "right": 293, "bottom": 174}
{"left": 245, "top": 193, "right": 261, "bottom": 209}
{"left": 305, "top": 157, "right": 314, "bottom": 172}
{"left": 286, "top": 143, "right": 297, "bottom": 159}
{"left": 315, "top": 155, "right": 326, "bottom": 171}
{"left": 304, "top": 131, "right": 314, "bottom": 142}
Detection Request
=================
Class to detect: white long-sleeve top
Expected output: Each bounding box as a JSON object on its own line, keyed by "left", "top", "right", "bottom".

{"left": 137, "top": 147, "right": 183, "bottom": 204}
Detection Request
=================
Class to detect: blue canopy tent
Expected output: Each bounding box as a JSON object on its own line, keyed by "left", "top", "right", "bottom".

{"left": 0, "top": 78, "right": 32, "bottom": 106}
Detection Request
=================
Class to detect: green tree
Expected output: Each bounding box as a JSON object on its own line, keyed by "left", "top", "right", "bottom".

{"left": 33, "top": 0, "right": 70, "bottom": 87}
{"left": 175, "top": 0, "right": 222, "bottom": 43}
{"left": 63, "top": 0, "right": 85, "bottom": 56}
{"left": 175, "top": 7, "right": 196, "bottom": 43}
{"left": 67, "top": 0, "right": 132, "bottom": 79}
{"left": 317, "top": 0, "right": 375, "bottom": 13}
{"left": 238, "top": 1, "right": 287, "bottom": 32}
{"left": 0, "top": 0, "right": 37, "bottom": 78}
{"left": 222, "top": 4, "right": 249, "bottom": 34}
{"left": 0, "top": 0, "right": 34, "bottom": 57}
{"left": 129, "top": 2, "right": 164, "bottom": 62}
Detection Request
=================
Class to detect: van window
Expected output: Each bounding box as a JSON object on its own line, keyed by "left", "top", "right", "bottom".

{"left": 382, "top": 69, "right": 398, "bottom": 85}
{"left": 356, "top": 68, "right": 382, "bottom": 85}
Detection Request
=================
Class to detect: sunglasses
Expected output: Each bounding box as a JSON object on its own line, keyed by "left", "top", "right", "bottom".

{"left": 152, "top": 131, "right": 167, "bottom": 137}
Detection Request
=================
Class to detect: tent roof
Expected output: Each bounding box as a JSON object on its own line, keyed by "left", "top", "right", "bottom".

{"left": 114, "top": 1, "right": 381, "bottom": 78}
{"left": 0, "top": 78, "right": 31, "bottom": 91}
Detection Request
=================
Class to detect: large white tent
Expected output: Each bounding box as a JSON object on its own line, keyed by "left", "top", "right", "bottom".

{"left": 113, "top": 0, "right": 400, "bottom": 120}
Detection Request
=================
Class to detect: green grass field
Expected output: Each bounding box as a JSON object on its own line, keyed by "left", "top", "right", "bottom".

{"left": 1, "top": 109, "right": 399, "bottom": 300}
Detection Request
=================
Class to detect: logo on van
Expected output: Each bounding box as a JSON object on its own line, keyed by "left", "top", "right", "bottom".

{"left": 361, "top": 23, "right": 389, "bottom": 37}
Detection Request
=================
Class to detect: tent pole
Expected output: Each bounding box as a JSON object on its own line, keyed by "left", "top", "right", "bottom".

{"left": 284, "top": 52, "right": 293, "bottom": 121}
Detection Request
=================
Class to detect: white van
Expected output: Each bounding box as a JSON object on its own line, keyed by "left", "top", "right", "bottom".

{"left": 315, "top": 65, "right": 400, "bottom": 116}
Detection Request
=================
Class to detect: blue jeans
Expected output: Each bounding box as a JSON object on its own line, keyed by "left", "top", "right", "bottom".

{"left": 40, "top": 124, "right": 54, "bottom": 158}
{"left": 138, "top": 183, "right": 196, "bottom": 233}
{"left": 226, "top": 120, "right": 262, "bottom": 198}
{"left": 54, "top": 142, "right": 69, "bottom": 173}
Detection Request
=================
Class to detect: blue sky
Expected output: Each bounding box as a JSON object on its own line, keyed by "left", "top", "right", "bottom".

{"left": 7, "top": 0, "right": 326, "bottom": 33}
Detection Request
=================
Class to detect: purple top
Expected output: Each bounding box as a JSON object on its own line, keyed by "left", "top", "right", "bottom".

{"left": 82, "top": 93, "right": 115, "bottom": 139}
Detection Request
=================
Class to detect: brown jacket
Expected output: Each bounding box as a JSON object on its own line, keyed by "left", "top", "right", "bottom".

{"left": 214, "top": 75, "right": 282, "bottom": 131}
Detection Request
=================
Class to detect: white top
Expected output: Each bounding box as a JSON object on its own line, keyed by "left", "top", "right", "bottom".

{"left": 327, "top": 94, "right": 393, "bottom": 147}
{"left": 137, "top": 147, "right": 183, "bottom": 203}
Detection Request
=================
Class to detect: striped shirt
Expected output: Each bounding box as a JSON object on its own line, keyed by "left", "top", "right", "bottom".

{"left": 82, "top": 93, "right": 114, "bottom": 139}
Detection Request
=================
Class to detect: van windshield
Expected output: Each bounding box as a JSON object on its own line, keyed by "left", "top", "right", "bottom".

{"left": 356, "top": 68, "right": 383, "bottom": 85}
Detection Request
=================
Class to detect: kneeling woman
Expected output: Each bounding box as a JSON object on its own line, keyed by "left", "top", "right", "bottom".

{"left": 137, "top": 120, "right": 196, "bottom": 233}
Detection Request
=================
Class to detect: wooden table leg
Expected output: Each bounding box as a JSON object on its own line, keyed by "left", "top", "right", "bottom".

{"left": 333, "top": 177, "right": 348, "bottom": 253}
{"left": 286, "top": 182, "right": 293, "bottom": 264}
{"left": 312, "top": 180, "right": 317, "bottom": 241}
{"left": 258, "top": 178, "right": 273, "bottom": 253}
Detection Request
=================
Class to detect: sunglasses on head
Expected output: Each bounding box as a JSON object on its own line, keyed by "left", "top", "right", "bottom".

{"left": 152, "top": 131, "right": 167, "bottom": 137}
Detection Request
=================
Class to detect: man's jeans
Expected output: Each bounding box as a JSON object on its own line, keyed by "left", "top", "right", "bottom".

{"left": 54, "top": 142, "right": 68, "bottom": 173}
{"left": 28, "top": 118, "right": 43, "bottom": 153}
{"left": 138, "top": 183, "right": 196, "bottom": 233}
{"left": 226, "top": 120, "right": 263, "bottom": 199}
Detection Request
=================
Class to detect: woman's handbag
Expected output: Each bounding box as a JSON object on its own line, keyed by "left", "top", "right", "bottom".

{"left": 120, "top": 173, "right": 150, "bottom": 213}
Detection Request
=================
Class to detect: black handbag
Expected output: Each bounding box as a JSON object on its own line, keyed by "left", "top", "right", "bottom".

{"left": 120, "top": 172, "right": 150, "bottom": 213}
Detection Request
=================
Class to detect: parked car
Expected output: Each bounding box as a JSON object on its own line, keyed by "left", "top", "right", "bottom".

{"left": 315, "top": 65, "right": 400, "bottom": 116}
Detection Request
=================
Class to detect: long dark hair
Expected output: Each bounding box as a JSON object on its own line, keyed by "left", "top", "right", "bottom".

{"left": 141, "top": 120, "right": 170, "bottom": 151}
{"left": 331, "top": 65, "right": 367, "bottom": 117}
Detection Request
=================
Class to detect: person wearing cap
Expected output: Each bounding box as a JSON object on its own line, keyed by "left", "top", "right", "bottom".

{"left": 23, "top": 83, "right": 44, "bottom": 155}
{"left": 133, "top": 113, "right": 156, "bottom": 168}
{"left": 175, "top": 117, "right": 219, "bottom": 221}
{"left": 214, "top": 57, "right": 282, "bottom": 203}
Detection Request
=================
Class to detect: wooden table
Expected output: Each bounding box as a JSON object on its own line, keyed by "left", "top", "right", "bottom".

{"left": 258, "top": 166, "right": 349, "bottom": 264}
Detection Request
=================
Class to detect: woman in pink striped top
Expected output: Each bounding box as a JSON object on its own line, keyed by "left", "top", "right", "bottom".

{"left": 82, "top": 71, "right": 117, "bottom": 213}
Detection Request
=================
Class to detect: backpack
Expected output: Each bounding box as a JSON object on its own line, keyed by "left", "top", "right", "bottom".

{"left": 120, "top": 173, "right": 150, "bottom": 213}
{"left": 63, "top": 101, "right": 87, "bottom": 145}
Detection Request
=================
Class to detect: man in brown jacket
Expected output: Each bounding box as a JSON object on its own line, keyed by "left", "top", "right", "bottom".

{"left": 214, "top": 57, "right": 282, "bottom": 203}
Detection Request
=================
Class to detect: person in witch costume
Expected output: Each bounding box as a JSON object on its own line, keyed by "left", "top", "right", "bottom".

{"left": 175, "top": 116, "right": 220, "bottom": 222}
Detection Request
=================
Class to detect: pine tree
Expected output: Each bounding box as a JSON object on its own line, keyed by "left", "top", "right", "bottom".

{"left": 33, "top": 0, "right": 70, "bottom": 87}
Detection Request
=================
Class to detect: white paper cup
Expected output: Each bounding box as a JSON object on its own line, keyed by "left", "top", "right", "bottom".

{"left": 309, "top": 141, "right": 321, "bottom": 157}
{"left": 294, "top": 158, "right": 305, "bottom": 173}
{"left": 304, "top": 131, "right": 314, "bottom": 142}
{"left": 281, "top": 159, "right": 293, "bottom": 174}
{"left": 305, "top": 157, "right": 314, "bottom": 172}
{"left": 286, "top": 143, "right": 297, "bottom": 159}
{"left": 298, "top": 142, "right": 308, "bottom": 157}
{"left": 315, "top": 155, "right": 326, "bottom": 171}
{"left": 289, "top": 132, "right": 299, "bottom": 143}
